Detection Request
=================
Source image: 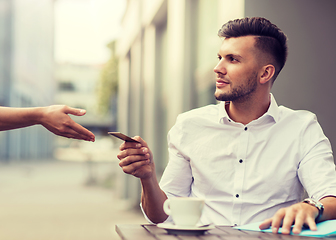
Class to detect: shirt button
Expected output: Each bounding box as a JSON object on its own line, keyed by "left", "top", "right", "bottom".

{"left": 236, "top": 194, "right": 239, "bottom": 198}
{"left": 244, "top": 127, "right": 248, "bottom": 131}
{"left": 239, "top": 159, "right": 243, "bottom": 163}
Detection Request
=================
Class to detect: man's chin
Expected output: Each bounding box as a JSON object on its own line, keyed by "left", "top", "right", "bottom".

{"left": 215, "top": 93, "right": 227, "bottom": 102}
{"left": 215, "top": 89, "right": 229, "bottom": 101}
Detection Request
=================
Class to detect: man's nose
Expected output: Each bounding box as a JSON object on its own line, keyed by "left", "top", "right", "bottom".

{"left": 214, "top": 61, "right": 226, "bottom": 75}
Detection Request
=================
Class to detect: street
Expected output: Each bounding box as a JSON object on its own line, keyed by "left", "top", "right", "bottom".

{"left": 0, "top": 160, "right": 146, "bottom": 240}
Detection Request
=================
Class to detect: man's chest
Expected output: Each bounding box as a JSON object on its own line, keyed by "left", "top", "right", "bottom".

{"left": 183, "top": 126, "right": 302, "bottom": 197}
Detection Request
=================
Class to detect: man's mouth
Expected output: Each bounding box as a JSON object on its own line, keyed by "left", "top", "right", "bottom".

{"left": 216, "top": 78, "right": 229, "bottom": 87}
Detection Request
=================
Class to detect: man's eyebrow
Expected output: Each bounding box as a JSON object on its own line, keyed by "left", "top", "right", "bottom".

{"left": 217, "top": 53, "right": 243, "bottom": 60}
{"left": 226, "top": 53, "right": 243, "bottom": 59}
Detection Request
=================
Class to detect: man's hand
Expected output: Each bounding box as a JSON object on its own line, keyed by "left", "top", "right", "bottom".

{"left": 259, "top": 202, "right": 319, "bottom": 235}
{"left": 40, "top": 105, "right": 95, "bottom": 142}
{"left": 117, "top": 136, "right": 154, "bottom": 179}
{"left": 117, "top": 137, "right": 168, "bottom": 223}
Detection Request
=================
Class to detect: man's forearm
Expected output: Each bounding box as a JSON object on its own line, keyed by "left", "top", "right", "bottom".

{"left": 141, "top": 174, "right": 168, "bottom": 224}
{"left": 319, "top": 196, "right": 336, "bottom": 222}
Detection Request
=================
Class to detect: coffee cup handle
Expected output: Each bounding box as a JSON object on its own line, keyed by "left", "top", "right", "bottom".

{"left": 163, "top": 199, "right": 171, "bottom": 215}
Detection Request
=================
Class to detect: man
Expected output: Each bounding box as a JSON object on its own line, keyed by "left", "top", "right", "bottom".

{"left": 117, "top": 17, "right": 336, "bottom": 235}
{"left": 0, "top": 105, "right": 95, "bottom": 142}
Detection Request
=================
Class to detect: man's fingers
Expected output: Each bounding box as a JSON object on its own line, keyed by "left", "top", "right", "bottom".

{"left": 271, "top": 209, "right": 285, "bottom": 233}
{"left": 305, "top": 217, "right": 317, "bottom": 231}
{"left": 119, "top": 153, "right": 150, "bottom": 167}
{"left": 259, "top": 218, "right": 272, "bottom": 230}
{"left": 120, "top": 141, "right": 142, "bottom": 151}
{"left": 281, "top": 211, "right": 295, "bottom": 235}
{"left": 262, "top": 203, "right": 321, "bottom": 236}
{"left": 120, "top": 159, "right": 150, "bottom": 174}
{"left": 292, "top": 214, "right": 317, "bottom": 234}
{"left": 292, "top": 214, "right": 304, "bottom": 234}
{"left": 118, "top": 147, "right": 148, "bottom": 159}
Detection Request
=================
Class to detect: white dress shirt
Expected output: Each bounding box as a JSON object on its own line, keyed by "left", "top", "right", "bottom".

{"left": 157, "top": 94, "right": 336, "bottom": 226}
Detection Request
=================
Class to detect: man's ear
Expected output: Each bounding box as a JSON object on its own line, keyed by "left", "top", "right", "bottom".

{"left": 260, "top": 64, "right": 275, "bottom": 84}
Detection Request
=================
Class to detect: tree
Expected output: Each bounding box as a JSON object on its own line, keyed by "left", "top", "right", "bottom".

{"left": 96, "top": 41, "right": 118, "bottom": 115}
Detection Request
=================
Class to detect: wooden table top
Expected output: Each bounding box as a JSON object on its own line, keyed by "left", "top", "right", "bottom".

{"left": 115, "top": 224, "right": 336, "bottom": 240}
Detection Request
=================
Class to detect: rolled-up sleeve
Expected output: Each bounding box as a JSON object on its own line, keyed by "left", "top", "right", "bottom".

{"left": 298, "top": 114, "right": 336, "bottom": 201}
{"left": 159, "top": 116, "right": 193, "bottom": 198}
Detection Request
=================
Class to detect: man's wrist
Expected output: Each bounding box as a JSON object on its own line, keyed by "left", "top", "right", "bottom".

{"left": 302, "top": 198, "right": 324, "bottom": 222}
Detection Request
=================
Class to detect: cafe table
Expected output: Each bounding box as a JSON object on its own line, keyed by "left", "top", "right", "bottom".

{"left": 115, "top": 223, "right": 336, "bottom": 240}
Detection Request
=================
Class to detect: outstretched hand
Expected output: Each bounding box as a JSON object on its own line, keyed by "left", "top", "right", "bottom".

{"left": 40, "top": 105, "right": 95, "bottom": 142}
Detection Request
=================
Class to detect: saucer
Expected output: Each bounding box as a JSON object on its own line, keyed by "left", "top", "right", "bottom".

{"left": 157, "top": 223, "right": 214, "bottom": 235}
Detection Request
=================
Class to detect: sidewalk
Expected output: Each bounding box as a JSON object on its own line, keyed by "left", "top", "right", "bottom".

{"left": 0, "top": 160, "right": 147, "bottom": 240}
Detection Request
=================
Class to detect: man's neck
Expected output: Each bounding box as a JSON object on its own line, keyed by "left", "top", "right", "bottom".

{"left": 225, "top": 94, "right": 271, "bottom": 125}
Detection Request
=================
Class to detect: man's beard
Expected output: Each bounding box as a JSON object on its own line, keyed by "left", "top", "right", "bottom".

{"left": 214, "top": 73, "right": 258, "bottom": 102}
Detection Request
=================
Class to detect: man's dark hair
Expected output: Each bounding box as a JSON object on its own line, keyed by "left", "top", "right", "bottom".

{"left": 218, "top": 17, "right": 288, "bottom": 81}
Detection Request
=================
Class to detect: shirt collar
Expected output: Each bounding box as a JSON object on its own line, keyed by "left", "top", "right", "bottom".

{"left": 267, "top": 93, "right": 279, "bottom": 123}
{"left": 218, "top": 93, "right": 279, "bottom": 124}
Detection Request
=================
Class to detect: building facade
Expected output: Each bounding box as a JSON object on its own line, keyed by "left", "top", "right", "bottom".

{"left": 116, "top": 0, "right": 336, "bottom": 207}
{"left": 0, "top": 0, "right": 55, "bottom": 161}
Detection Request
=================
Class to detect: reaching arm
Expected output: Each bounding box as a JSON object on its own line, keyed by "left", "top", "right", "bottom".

{"left": 117, "top": 136, "right": 168, "bottom": 223}
{"left": 0, "top": 105, "right": 95, "bottom": 142}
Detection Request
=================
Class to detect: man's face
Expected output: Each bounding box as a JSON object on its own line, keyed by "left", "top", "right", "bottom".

{"left": 214, "top": 36, "right": 261, "bottom": 102}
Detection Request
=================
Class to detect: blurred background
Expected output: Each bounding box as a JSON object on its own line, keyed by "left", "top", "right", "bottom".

{"left": 0, "top": 0, "right": 335, "bottom": 239}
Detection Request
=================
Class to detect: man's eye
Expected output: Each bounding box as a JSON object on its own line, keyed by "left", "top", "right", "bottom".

{"left": 230, "top": 56, "right": 239, "bottom": 62}
{"left": 217, "top": 55, "right": 222, "bottom": 60}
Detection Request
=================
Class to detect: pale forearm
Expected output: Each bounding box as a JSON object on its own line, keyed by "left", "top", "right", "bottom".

{"left": 141, "top": 174, "right": 168, "bottom": 224}
{"left": 0, "top": 106, "right": 44, "bottom": 131}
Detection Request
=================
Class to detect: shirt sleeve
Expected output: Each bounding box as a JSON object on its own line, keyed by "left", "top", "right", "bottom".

{"left": 159, "top": 115, "right": 194, "bottom": 198}
{"left": 298, "top": 114, "right": 336, "bottom": 201}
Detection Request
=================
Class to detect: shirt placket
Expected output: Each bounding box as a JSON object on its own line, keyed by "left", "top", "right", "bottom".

{"left": 231, "top": 126, "right": 249, "bottom": 226}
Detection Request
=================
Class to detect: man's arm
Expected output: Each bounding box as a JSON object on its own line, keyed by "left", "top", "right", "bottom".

{"left": 0, "top": 105, "right": 95, "bottom": 142}
{"left": 259, "top": 196, "right": 336, "bottom": 234}
{"left": 117, "top": 137, "right": 168, "bottom": 223}
{"left": 141, "top": 174, "right": 168, "bottom": 223}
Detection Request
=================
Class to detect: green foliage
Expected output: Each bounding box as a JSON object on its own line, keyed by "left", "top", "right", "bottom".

{"left": 96, "top": 41, "right": 118, "bottom": 115}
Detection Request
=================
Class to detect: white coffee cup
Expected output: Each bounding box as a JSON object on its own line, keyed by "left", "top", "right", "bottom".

{"left": 163, "top": 197, "right": 204, "bottom": 227}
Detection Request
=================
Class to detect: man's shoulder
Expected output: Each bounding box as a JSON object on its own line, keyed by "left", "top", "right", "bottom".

{"left": 177, "top": 104, "right": 219, "bottom": 121}
{"left": 169, "top": 104, "right": 220, "bottom": 142}
{"left": 278, "top": 106, "right": 317, "bottom": 122}
{"left": 172, "top": 104, "right": 220, "bottom": 129}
